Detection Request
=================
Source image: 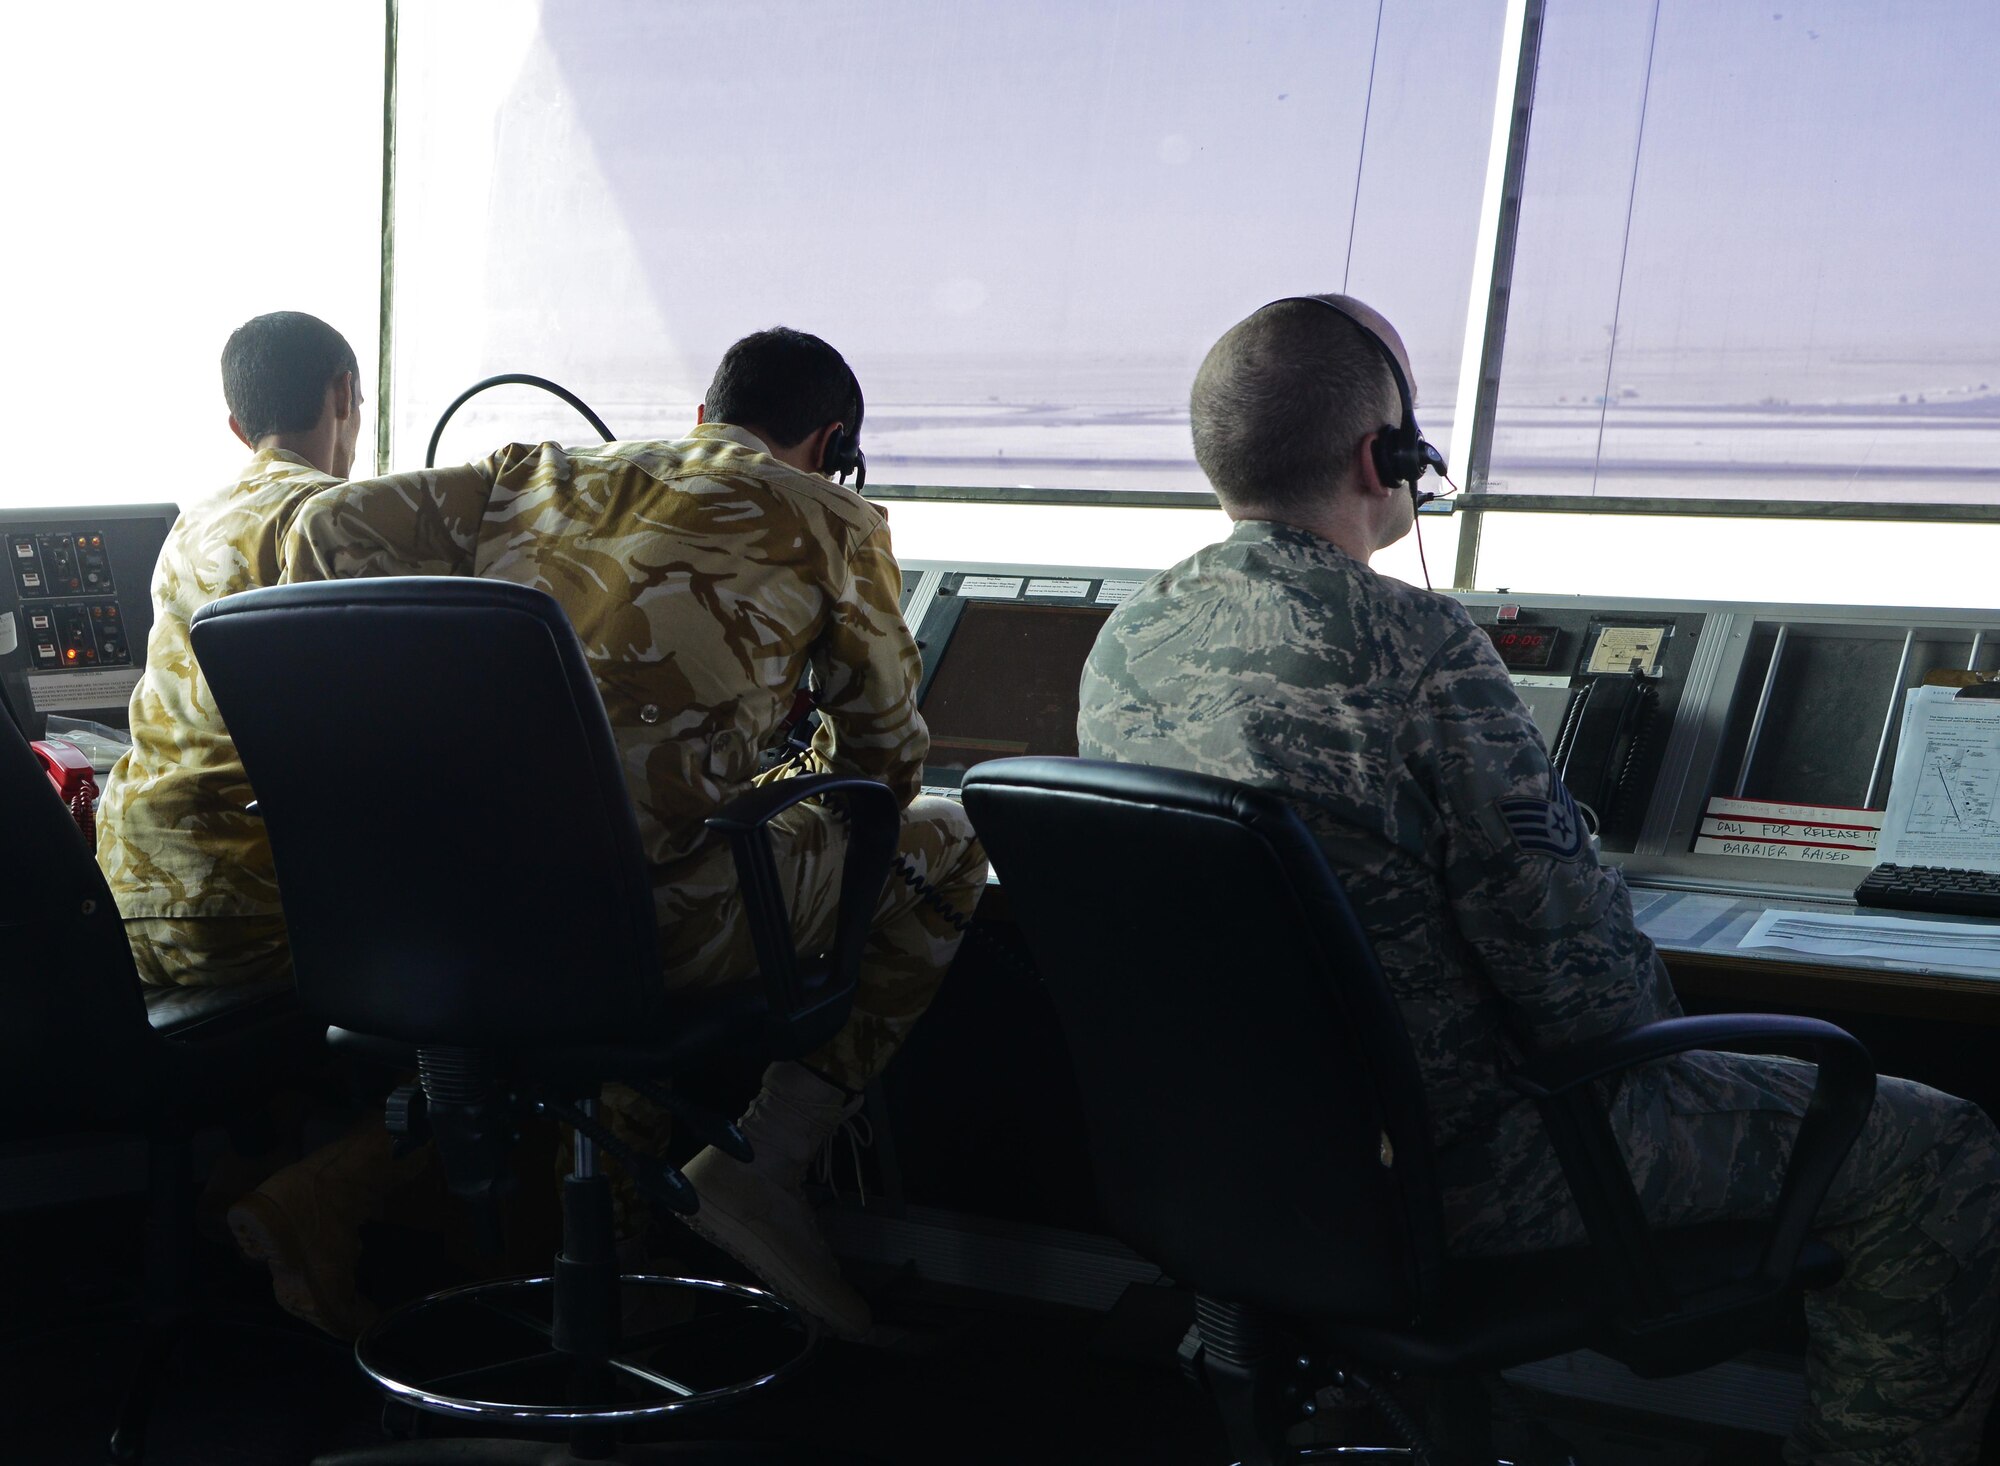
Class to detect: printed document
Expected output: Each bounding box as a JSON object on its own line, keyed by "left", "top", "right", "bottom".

{"left": 1876, "top": 687, "right": 2000, "bottom": 871}
{"left": 1740, "top": 909, "right": 2000, "bottom": 976}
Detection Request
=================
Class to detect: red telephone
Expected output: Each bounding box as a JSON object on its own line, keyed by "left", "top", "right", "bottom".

{"left": 32, "top": 738, "right": 99, "bottom": 842}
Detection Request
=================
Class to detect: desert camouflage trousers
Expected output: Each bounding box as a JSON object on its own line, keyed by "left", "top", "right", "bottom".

{"left": 1441, "top": 1051, "right": 2000, "bottom": 1465}
{"left": 123, "top": 914, "right": 293, "bottom": 987}
{"left": 651, "top": 793, "right": 987, "bottom": 1092}
{"left": 592, "top": 795, "right": 985, "bottom": 1234}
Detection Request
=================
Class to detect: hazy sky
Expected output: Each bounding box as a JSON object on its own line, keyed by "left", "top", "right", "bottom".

{"left": 392, "top": 0, "right": 1502, "bottom": 454}
{"left": 388, "top": 0, "right": 1998, "bottom": 479}
{"left": 0, "top": 2, "right": 381, "bottom": 503}
{"left": 1503, "top": 0, "right": 2000, "bottom": 403}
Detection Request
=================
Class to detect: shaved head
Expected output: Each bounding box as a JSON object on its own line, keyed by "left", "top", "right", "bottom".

{"left": 1190, "top": 294, "right": 1407, "bottom": 514}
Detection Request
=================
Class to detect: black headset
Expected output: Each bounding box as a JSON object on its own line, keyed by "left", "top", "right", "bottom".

{"left": 818, "top": 363, "right": 867, "bottom": 491}
{"left": 1267, "top": 295, "right": 1446, "bottom": 504}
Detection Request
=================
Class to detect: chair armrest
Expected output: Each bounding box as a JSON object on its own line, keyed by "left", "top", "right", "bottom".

{"left": 705, "top": 775, "right": 901, "bottom": 1025}
{"left": 1507, "top": 1014, "right": 1875, "bottom": 1315}
{"left": 1511, "top": 1013, "right": 1871, "bottom": 1100}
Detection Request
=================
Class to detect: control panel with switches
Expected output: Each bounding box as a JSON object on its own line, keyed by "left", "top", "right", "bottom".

{"left": 1, "top": 506, "right": 176, "bottom": 739}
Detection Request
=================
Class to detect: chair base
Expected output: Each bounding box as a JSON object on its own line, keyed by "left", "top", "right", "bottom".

{"left": 1294, "top": 1450, "right": 1419, "bottom": 1459}
{"left": 356, "top": 1274, "right": 813, "bottom": 1431}
{"left": 313, "top": 1443, "right": 877, "bottom": 1465}
{"left": 314, "top": 1442, "right": 881, "bottom": 1464}
{"left": 1206, "top": 1448, "right": 1521, "bottom": 1464}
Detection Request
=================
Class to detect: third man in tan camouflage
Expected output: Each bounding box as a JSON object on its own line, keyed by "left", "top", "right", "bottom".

{"left": 89, "top": 312, "right": 422, "bottom": 1340}
{"left": 279, "top": 328, "right": 986, "bottom": 1338}
{"left": 1076, "top": 295, "right": 2000, "bottom": 1464}
{"left": 97, "top": 310, "right": 366, "bottom": 988}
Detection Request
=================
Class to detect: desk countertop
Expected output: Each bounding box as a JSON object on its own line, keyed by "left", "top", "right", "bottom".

{"left": 974, "top": 872, "right": 2000, "bottom": 1021}
{"left": 1632, "top": 884, "right": 2000, "bottom": 1022}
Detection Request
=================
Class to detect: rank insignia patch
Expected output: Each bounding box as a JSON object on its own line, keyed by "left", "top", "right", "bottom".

{"left": 1496, "top": 783, "right": 1588, "bottom": 860}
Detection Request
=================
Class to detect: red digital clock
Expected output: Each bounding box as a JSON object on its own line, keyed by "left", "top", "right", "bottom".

{"left": 1484, "top": 624, "right": 1559, "bottom": 670}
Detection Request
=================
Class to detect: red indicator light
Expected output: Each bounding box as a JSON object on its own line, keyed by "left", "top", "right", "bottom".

{"left": 65, "top": 649, "right": 77, "bottom": 662}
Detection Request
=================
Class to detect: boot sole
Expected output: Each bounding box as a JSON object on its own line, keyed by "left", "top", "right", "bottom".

{"left": 677, "top": 1201, "right": 871, "bottom": 1342}
{"left": 227, "top": 1192, "right": 376, "bottom": 1340}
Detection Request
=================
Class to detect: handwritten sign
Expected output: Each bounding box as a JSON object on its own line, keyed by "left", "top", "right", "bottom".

{"left": 1704, "top": 797, "right": 1883, "bottom": 828}
{"left": 1696, "top": 796, "right": 1881, "bottom": 864}
{"left": 1701, "top": 817, "right": 1878, "bottom": 846}
{"left": 1693, "top": 837, "right": 1870, "bottom": 864}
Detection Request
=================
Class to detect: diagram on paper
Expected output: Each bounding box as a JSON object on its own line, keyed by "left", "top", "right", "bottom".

{"left": 1877, "top": 688, "right": 2000, "bottom": 870}
{"left": 1904, "top": 744, "right": 2000, "bottom": 838}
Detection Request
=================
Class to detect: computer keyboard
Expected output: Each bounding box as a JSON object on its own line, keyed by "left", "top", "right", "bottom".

{"left": 1853, "top": 863, "right": 2000, "bottom": 919}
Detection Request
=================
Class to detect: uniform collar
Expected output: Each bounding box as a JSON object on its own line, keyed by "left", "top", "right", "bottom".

{"left": 248, "top": 446, "right": 319, "bottom": 473}
{"left": 1226, "top": 517, "right": 1363, "bottom": 569}
{"left": 688, "top": 422, "right": 775, "bottom": 456}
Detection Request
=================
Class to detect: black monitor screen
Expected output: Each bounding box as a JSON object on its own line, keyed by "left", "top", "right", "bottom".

{"left": 921, "top": 599, "right": 1112, "bottom": 776}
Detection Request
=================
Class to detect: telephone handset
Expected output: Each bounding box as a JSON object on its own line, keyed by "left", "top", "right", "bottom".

{"left": 31, "top": 737, "right": 99, "bottom": 842}
{"left": 1551, "top": 671, "right": 1655, "bottom": 835}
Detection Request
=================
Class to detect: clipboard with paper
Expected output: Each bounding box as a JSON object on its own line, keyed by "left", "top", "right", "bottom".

{"left": 1875, "top": 686, "right": 2000, "bottom": 872}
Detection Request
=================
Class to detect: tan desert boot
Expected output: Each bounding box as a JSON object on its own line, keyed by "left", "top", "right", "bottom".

{"left": 226, "top": 1119, "right": 407, "bottom": 1339}
{"left": 678, "top": 1061, "right": 871, "bottom": 1339}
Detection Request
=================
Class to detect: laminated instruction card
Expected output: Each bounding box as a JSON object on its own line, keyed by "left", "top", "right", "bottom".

{"left": 1876, "top": 686, "right": 2000, "bottom": 872}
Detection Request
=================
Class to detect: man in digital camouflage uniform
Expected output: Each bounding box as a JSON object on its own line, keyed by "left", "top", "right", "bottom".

{"left": 263, "top": 327, "right": 985, "bottom": 1339}
{"left": 1075, "top": 295, "right": 2000, "bottom": 1464}
{"left": 98, "top": 310, "right": 365, "bottom": 987}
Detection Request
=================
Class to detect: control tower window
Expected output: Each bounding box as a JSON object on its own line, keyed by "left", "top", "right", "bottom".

{"left": 393, "top": 1, "right": 1504, "bottom": 490}
{"left": 1, "top": 5, "right": 380, "bottom": 506}
{"left": 1486, "top": 0, "right": 2000, "bottom": 510}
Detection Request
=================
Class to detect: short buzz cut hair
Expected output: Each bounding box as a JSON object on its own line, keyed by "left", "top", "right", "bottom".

{"left": 221, "top": 311, "right": 359, "bottom": 443}
{"left": 703, "top": 327, "right": 862, "bottom": 450}
{"left": 1189, "top": 295, "right": 1401, "bottom": 513}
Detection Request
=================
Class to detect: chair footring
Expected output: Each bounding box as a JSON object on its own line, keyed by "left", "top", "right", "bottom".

{"left": 355, "top": 1274, "right": 813, "bottom": 1428}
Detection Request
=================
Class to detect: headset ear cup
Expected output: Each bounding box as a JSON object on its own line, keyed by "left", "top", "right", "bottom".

{"left": 821, "top": 425, "right": 853, "bottom": 478}
{"left": 1373, "top": 429, "right": 1421, "bottom": 490}
{"left": 1371, "top": 433, "right": 1398, "bottom": 489}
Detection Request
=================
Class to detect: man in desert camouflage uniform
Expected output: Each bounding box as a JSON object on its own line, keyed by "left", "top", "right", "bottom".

{"left": 268, "top": 327, "right": 985, "bottom": 1338}
{"left": 1077, "top": 295, "right": 2000, "bottom": 1464}
{"left": 91, "top": 313, "right": 448, "bottom": 1341}
{"left": 97, "top": 311, "right": 366, "bottom": 986}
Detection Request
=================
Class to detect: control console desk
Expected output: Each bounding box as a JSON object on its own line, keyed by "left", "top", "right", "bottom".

{"left": 900, "top": 561, "right": 2000, "bottom": 1024}
{"left": 1454, "top": 591, "right": 2000, "bottom": 1023}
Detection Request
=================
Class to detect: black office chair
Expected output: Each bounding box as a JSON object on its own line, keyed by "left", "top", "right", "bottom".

{"left": 960, "top": 757, "right": 1877, "bottom": 1466}
{"left": 0, "top": 703, "right": 324, "bottom": 1463}
{"left": 189, "top": 578, "right": 901, "bottom": 1463}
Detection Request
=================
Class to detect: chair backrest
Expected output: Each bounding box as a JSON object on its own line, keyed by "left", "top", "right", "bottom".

{"left": 961, "top": 756, "right": 1446, "bottom": 1325}
{"left": 190, "top": 579, "right": 664, "bottom": 1049}
{"left": 0, "top": 704, "right": 154, "bottom": 1130}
